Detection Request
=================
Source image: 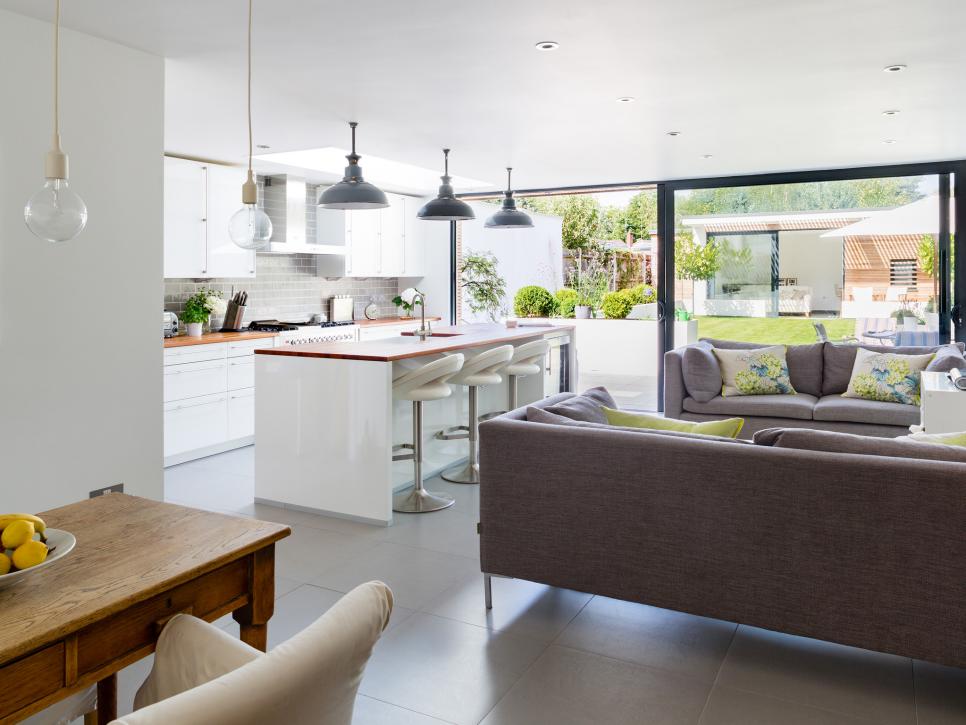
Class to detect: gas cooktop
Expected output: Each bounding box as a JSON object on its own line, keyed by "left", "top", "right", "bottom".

{"left": 248, "top": 320, "right": 355, "bottom": 332}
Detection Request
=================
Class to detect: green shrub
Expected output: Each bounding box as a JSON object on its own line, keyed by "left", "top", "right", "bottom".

{"left": 514, "top": 285, "right": 556, "bottom": 317}
{"left": 554, "top": 288, "right": 578, "bottom": 318}
{"left": 600, "top": 289, "right": 637, "bottom": 319}
{"left": 627, "top": 284, "right": 657, "bottom": 304}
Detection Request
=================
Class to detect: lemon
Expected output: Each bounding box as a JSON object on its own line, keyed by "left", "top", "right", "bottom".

{"left": 0, "top": 553, "right": 10, "bottom": 575}
{"left": 12, "top": 540, "right": 47, "bottom": 570}
{"left": 1, "top": 520, "right": 34, "bottom": 549}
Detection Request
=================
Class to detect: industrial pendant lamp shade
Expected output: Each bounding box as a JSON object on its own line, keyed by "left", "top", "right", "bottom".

{"left": 318, "top": 122, "right": 389, "bottom": 209}
{"left": 24, "top": 0, "right": 88, "bottom": 243}
{"left": 417, "top": 149, "right": 475, "bottom": 221}
{"left": 485, "top": 168, "right": 533, "bottom": 229}
{"left": 229, "top": 0, "right": 273, "bottom": 250}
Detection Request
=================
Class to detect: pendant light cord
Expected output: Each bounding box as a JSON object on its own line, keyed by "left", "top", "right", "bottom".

{"left": 247, "top": 0, "right": 253, "bottom": 174}
{"left": 506, "top": 167, "right": 512, "bottom": 193}
{"left": 53, "top": 0, "right": 60, "bottom": 144}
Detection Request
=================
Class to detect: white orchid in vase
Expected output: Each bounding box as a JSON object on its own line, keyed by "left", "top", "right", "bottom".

{"left": 392, "top": 287, "right": 424, "bottom": 318}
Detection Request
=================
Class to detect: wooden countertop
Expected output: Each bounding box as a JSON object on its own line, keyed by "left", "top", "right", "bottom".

{"left": 256, "top": 323, "right": 573, "bottom": 362}
{"left": 356, "top": 316, "right": 441, "bottom": 327}
{"left": 164, "top": 330, "right": 278, "bottom": 348}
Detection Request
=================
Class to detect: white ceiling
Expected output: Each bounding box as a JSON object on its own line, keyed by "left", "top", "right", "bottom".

{"left": 3, "top": 0, "right": 966, "bottom": 192}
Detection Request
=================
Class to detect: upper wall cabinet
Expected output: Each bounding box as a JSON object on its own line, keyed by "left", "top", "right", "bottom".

{"left": 316, "top": 193, "right": 425, "bottom": 278}
{"left": 164, "top": 157, "right": 256, "bottom": 279}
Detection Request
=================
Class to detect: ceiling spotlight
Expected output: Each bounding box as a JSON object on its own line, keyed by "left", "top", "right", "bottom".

{"left": 881, "top": 110, "right": 900, "bottom": 116}
{"left": 666, "top": 131, "right": 681, "bottom": 137}
{"left": 535, "top": 41, "right": 559, "bottom": 51}
{"left": 701, "top": 154, "right": 713, "bottom": 159}
{"left": 882, "top": 139, "right": 898, "bottom": 145}
{"left": 616, "top": 96, "right": 636, "bottom": 103}
{"left": 883, "top": 64, "right": 907, "bottom": 73}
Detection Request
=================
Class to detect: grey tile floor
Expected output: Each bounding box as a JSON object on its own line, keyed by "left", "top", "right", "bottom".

{"left": 115, "top": 445, "right": 966, "bottom": 725}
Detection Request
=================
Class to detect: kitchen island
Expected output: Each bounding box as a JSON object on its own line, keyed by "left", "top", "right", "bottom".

{"left": 254, "top": 323, "right": 575, "bottom": 525}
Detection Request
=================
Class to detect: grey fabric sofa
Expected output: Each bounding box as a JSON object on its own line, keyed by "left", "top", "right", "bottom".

{"left": 664, "top": 339, "right": 965, "bottom": 439}
{"left": 478, "top": 393, "right": 966, "bottom": 669}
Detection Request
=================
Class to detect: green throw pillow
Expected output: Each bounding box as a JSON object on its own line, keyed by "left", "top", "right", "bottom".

{"left": 712, "top": 345, "right": 796, "bottom": 397}
{"left": 843, "top": 348, "right": 933, "bottom": 406}
{"left": 602, "top": 407, "right": 744, "bottom": 439}
{"left": 908, "top": 430, "right": 966, "bottom": 447}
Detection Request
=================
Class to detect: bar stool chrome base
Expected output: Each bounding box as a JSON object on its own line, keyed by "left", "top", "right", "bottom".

{"left": 393, "top": 487, "right": 455, "bottom": 513}
{"left": 441, "top": 460, "right": 481, "bottom": 484}
{"left": 434, "top": 425, "right": 469, "bottom": 441}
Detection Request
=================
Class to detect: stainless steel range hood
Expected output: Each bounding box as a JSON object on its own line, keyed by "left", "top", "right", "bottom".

{"left": 261, "top": 175, "right": 342, "bottom": 255}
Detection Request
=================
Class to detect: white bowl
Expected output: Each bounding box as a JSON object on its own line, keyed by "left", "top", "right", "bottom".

{"left": 0, "top": 528, "right": 76, "bottom": 588}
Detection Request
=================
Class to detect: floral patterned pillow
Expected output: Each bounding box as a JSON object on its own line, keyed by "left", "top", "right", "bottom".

{"left": 713, "top": 346, "right": 796, "bottom": 397}
{"left": 843, "top": 348, "right": 934, "bottom": 406}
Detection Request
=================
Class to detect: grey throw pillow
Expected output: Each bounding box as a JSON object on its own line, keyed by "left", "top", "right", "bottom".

{"left": 699, "top": 338, "right": 823, "bottom": 397}
{"left": 542, "top": 387, "right": 616, "bottom": 424}
{"left": 682, "top": 342, "right": 721, "bottom": 403}
{"left": 926, "top": 344, "right": 966, "bottom": 373}
{"left": 752, "top": 427, "right": 966, "bottom": 464}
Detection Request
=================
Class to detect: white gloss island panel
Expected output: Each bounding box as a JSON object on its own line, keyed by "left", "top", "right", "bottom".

{"left": 255, "top": 355, "right": 394, "bottom": 524}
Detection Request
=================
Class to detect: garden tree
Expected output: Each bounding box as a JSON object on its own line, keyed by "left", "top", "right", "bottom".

{"left": 601, "top": 191, "right": 657, "bottom": 242}
{"left": 675, "top": 236, "right": 721, "bottom": 313}
{"left": 460, "top": 251, "right": 507, "bottom": 322}
{"left": 521, "top": 195, "right": 603, "bottom": 251}
{"left": 676, "top": 178, "right": 922, "bottom": 219}
{"left": 917, "top": 234, "right": 955, "bottom": 308}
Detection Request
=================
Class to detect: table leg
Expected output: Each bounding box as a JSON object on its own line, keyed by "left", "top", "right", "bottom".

{"left": 233, "top": 545, "right": 275, "bottom": 652}
{"left": 96, "top": 673, "right": 117, "bottom": 723}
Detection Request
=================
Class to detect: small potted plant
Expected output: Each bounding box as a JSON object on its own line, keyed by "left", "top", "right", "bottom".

{"left": 392, "top": 288, "right": 423, "bottom": 318}
{"left": 182, "top": 290, "right": 219, "bottom": 337}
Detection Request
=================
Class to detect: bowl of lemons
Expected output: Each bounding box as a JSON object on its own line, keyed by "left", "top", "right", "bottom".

{"left": 0, "top": 514, "right": 75, "bottom": 587}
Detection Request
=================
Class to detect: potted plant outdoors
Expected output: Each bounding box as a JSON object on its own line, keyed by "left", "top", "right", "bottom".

{"left": 392, "top": 288, "right": 423, "bottom": 318}
{"left": 182, "top": 290, "right": 220, "bottom": 337}
{"left": 573, "top": 255, "right": 608, "bottom": 318}
{"left": 460, "top": 252, "right": 507, "bottom": 322}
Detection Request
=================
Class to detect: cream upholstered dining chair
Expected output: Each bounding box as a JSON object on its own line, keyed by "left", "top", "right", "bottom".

{"left": 109, "top": 581, "right": 392, "bottom": 725}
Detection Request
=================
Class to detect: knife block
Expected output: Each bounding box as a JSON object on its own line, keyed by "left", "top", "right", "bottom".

{"left": 220, "top": 302, "right": 247, "bottom": 332}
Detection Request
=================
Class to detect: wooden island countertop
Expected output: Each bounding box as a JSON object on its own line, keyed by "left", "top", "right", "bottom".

{"left": 255, "top": 323, "right": 573, "bottom": 362}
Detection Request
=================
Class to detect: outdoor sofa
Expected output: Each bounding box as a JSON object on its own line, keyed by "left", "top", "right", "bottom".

{"left": 478, "top": 393, "right": 966, "bottom": 669}
{"left": 664, "top": 338, "right": 966, "bottom": 439}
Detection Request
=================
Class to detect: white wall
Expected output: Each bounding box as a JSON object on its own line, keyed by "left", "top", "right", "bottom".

{"left": 459, "top": 202, "right": 563, "bottom": 322}
{"left": 779, "top": 230, "right": 844, "bottom": 313}
{"left": 0, "top": 10, "right": 164, "bottom": 511}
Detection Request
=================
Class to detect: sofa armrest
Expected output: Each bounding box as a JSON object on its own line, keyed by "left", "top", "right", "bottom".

{"left": 663, "top": 348, "right": 686, "bottom": 417}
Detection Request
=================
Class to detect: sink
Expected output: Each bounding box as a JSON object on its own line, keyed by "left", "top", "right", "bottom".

{"left": 401, "top": 331, "right": 462, "bottom": 338}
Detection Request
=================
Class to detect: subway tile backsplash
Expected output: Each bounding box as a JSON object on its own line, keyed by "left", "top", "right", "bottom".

{"left": 164, "top": 254, "right": 401, "bottom": 323}
{"left": 164, "top": 177, "right": 402, "bottom": 324}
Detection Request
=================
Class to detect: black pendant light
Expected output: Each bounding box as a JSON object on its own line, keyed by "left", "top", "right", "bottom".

{"left": 417, "top": 149, "right": 475, "bottom": 221}
{"left": 318, "top": 122, "right": 389, "bottom": 209}
{"left": 485, "top": 168, "right": 533, "bottom": 229}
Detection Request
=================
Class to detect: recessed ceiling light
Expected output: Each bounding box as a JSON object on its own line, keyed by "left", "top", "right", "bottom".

{"left": 616, "top": 96, "right": 636, "bottom": 103}
{"left": 256, "top": 144, "right": 271, "bottom": 149}
{"left": 881, "top": 110, "right": 900, "bottom": 117}
{"left": 882, "top": 139, "right": 898, "bottom": 144}
{"left": 666, "top": 131, "right": 681, "bottom": 137}
{"left": 535, "top": 41, "right": 559, "bottom": 51}
{"left": 883, "top": 64, "right": 907, "bottom": 73}
{"left": 701, "top": 154, "right": 713, "bottom": 159}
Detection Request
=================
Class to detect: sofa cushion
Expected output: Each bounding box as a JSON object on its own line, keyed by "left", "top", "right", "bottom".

{"left": 602, "top": 407, "right": 744, "bottom": 438}
{"left": 926, "top": 344, "right": 966, "bottom": 373}
{"left": 843, "top": 348, "right": 934, "bottom": 406}
{"left": 683, "top": 393, "right": 817, "bottom": 421}
{"left": 542, "top": 386, "right": 616, "bottom": 424}
{"left": 700, "top": 338, "right": 823, "bottom": 397}
{"left": 682, "top": 342, "right": 721, "bottom": 403}
{"left": 713, "top": 345, "right": 796, "bottom": 397}
{"left": 525, "top": 406, "right": 750, "bottom": 444}
{"left": 813, "top": 395, "right": 920, "bottom": 427}
{"left": 753, "top": 427, "right": 966, "bottom": 464}
{"left": 908, "top": 430, "right": 966, "bottom": 447}
{"left": 822, "top": 342, "right": 965, "bottom": 396}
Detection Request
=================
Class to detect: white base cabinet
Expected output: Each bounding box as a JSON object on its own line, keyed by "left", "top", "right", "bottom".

{"left": 163, "top": 338, "right": 273, "bottom": 466}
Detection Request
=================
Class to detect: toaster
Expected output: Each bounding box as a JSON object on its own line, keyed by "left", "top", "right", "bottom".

{"left": 163, "top": 311, "right": 180, "bottom": 338}
{"left": 329, "top": 295, "right": 354, "bottom": 323}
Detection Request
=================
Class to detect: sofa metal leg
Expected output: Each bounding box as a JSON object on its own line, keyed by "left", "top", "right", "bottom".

{"left": 484, "top": 573, "right": 492, "bottom": 610}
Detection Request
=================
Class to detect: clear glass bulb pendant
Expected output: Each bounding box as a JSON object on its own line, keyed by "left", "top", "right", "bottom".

{"left": 229, "top": 203, "right": 273, "bottom": 250}
{"left": 24, "top": 177, "right": 88, "bottom": 243}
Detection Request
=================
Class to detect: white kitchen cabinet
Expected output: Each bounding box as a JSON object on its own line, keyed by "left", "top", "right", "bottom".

{"left": 163, "top": 392, "right": 229, "bottom": 459}
{"left": 163, "top": 157, "right": 255, "bottom": 279}
{"left": 228, "top": 388, "right": 255, "bottom": 439}
{"left": 228, "top": 357, "right": 255, "bottom": 390}
{"left": 401, "top": 196, "right": 425, "bottom": 277}
{"left": 163, "top": 358, "right": 229, "bottom": 403}
{"left": 380, "top": 194, "right": 406, "bottom": 275}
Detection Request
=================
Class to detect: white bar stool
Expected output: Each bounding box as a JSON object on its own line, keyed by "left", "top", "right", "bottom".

{"left": 440, "top": 345, "right": 514, "bottom": 484}
{"left": 392, "top": 354, "right": 464, "bottom": 513}
{"left": 502, "top": 339, "right": 551, "bottom": 411}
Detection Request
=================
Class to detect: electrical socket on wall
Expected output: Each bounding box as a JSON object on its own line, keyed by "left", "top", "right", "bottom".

{"left": 89, "top": 483, "right": 124, "bottom": 498}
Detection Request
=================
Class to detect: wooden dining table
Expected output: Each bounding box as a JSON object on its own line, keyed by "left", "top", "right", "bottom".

{"left": 0, "top": 494, "right": 290, "bottom": 724}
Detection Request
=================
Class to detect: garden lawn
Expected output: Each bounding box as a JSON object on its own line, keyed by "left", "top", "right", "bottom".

{"left": 695, "top": 316, "right": 856, "bottom": 345}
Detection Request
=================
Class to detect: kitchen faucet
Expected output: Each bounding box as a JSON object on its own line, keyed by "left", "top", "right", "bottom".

{"left": 413, "top": 292, "right": 432, "bottom": 340}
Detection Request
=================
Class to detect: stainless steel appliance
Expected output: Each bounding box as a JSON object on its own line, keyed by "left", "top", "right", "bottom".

{"left": 248, "top": 320, "right": 358, "bottom": 345}
{"left": 329, "top": 295, "right": 354, "bottom": 323}
{"left": 163, "top": 311, "right": 179, "bottom": 338}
